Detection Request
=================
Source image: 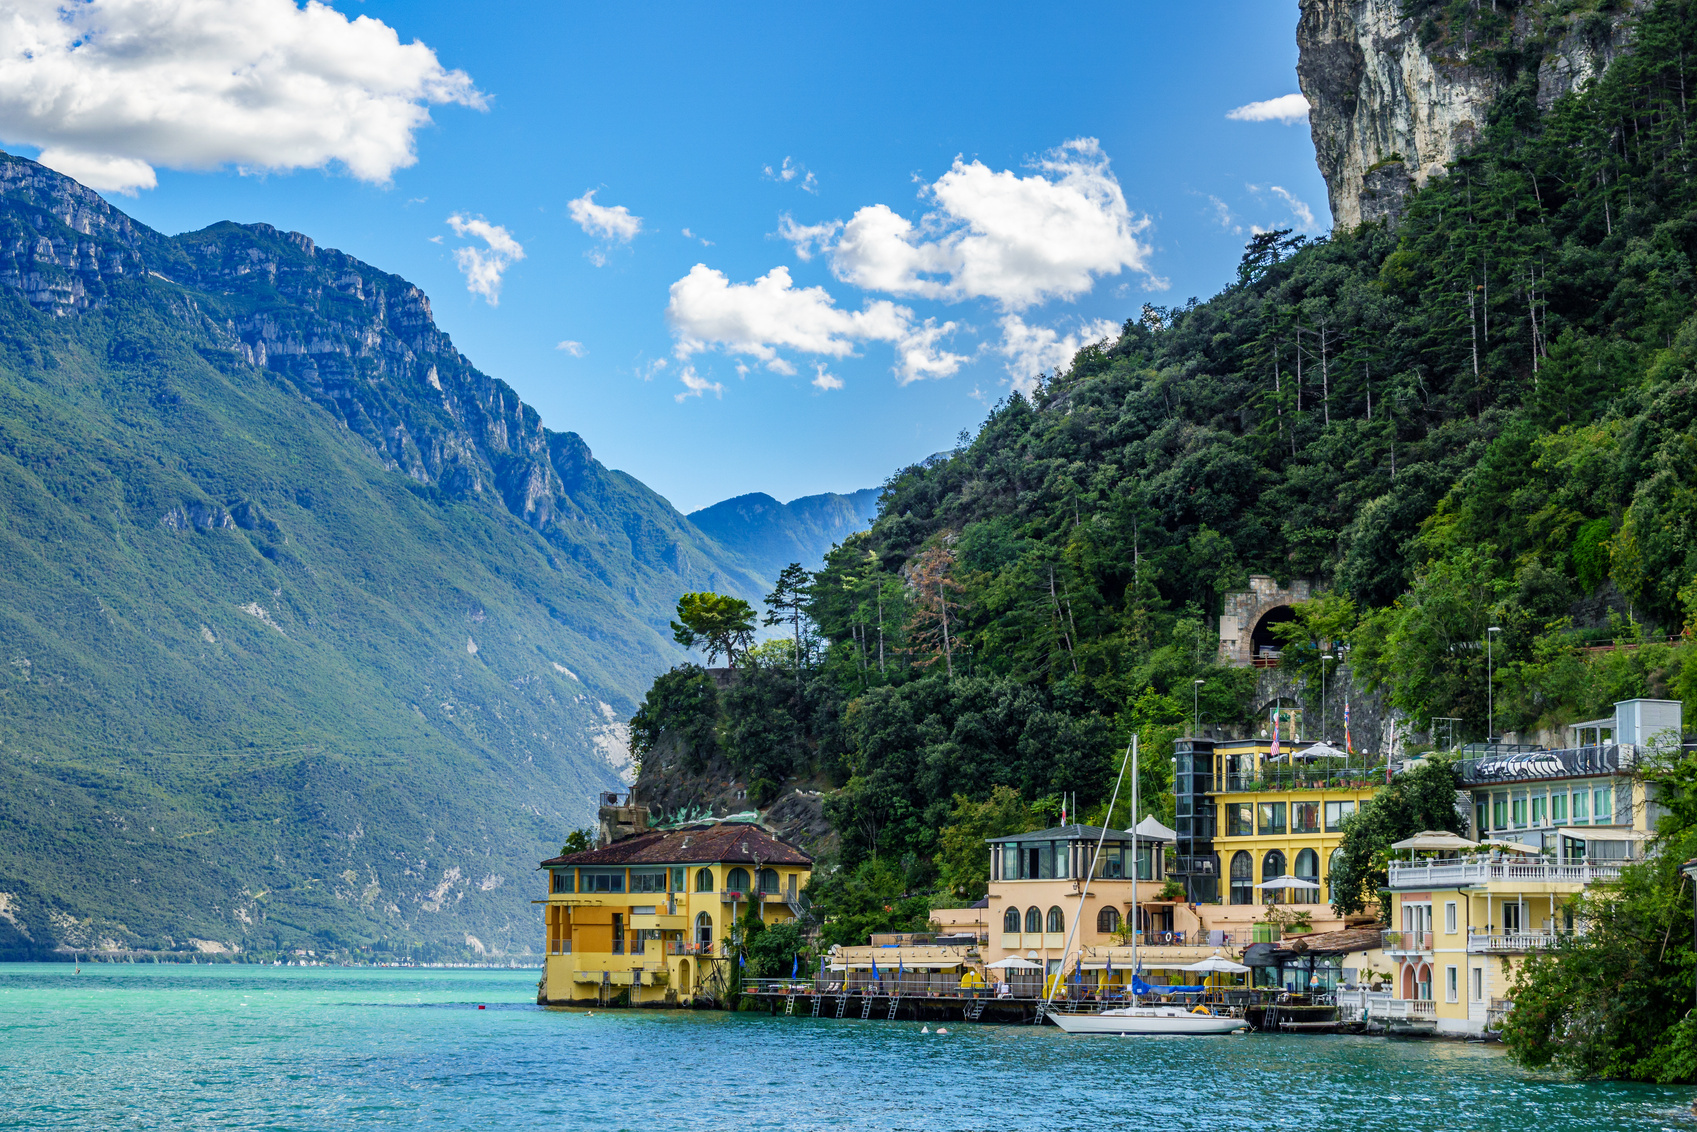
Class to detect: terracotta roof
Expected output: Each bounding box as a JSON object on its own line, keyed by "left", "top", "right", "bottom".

{"left": 1280, "top": 927, "right": 1384, "bottom": 955}
{"left": 539, "top": 823, "right": 812, "bottom": 868}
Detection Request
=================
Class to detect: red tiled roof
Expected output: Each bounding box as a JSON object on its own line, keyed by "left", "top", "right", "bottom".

{"left": 1281, "top": 927, "right": 1384, "bottom": 955}
{"left": 539, "top": 823, "right": 813, "bottom": 868}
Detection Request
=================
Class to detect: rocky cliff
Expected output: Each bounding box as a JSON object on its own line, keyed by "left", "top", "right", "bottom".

{"left": 1298, "top": 0, "right": 1646, "bottom": 228}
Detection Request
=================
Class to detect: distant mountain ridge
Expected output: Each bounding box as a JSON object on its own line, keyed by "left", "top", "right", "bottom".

{"left": 0, "top": 151, "right": 769, "bottom": 960}
{"left": 688, "top": 488, "right": 881, "bottom": 578}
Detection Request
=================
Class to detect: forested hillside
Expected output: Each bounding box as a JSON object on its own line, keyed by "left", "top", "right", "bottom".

{"left": 632, "top": 0, "right": 1697, "bottom": 922}
{"left": 0, "top": 154, "right": 768, "bottom": 960}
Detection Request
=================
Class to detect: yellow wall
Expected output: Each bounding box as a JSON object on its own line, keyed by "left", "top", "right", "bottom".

{"left": 541, "top": 860, "right": 811, "bottom": 1005}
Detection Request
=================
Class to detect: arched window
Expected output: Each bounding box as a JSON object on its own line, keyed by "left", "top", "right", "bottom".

{"left": 1097, "top": 906, "right": 1121, "bottom": 934}
{"left": 759, "top": 868, "right": 779, "bottom": 894}
{"left": 1004, "top": 907, "right": 1021, "bottom": 933}
{"left": 1294, "top": 848, "right": 1320, "bottom": 905}
{"left": 1327, "top": 847, "right": 1346, "bottom": 903}
{"left": 725, "top": 867, "right": 750, "bottom": 894}
{"left": 1229, "top": 850, "right": 1253, "bottom": 906}
{"left": 1046, "top": 906, "right": 1065, "bottom": 933}
{"left": 1261, "top": 850, "right": 1286, "bottom": 902}
{"left": 695, "top": 868, "right": 714, "bottom": 892}
{"left": 694, "top": 912, "right": 713, "bottom": 952}
{"left": 1024, "top": 906, "right": 1042, "bottom": 934}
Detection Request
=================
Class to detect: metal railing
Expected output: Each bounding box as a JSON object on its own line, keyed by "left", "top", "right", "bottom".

{"left": 665, "top": 941, "right": 717, "bottom": 956}
{"left": 1388, "top": 860, "right": 1624, "bottom": 888}
{"left": 1380, "top": 930, "right": 1433, "bottom": 953}
{"left": 1457, "top": 744, "right": 1629, "bottom": 786}
{"left": 1219, "top": 766, "right": 1389, "bottom": 793}
{"left": 1466, "top": 931, "right": 1559, "bottom": 954}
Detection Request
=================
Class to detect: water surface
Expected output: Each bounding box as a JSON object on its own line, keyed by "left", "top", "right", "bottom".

{"left": 0, "top": 963, "right": 1688, "bottom": 1130}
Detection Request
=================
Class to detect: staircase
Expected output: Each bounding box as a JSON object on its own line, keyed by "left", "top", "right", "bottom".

{"left": 963, "top": 998, "right": 986, "bottom": 1021}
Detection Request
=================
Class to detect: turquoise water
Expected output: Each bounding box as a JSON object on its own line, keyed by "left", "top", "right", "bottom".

{"left": 0, "top": 963, "right": 1689, "bottom": 1131}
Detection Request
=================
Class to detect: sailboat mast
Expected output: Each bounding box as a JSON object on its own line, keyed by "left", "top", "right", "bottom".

{"left": 1130, "top": 732, "right": 1138, "bottom": 998}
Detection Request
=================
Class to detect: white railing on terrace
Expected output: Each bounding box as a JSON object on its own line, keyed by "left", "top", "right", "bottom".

{"left": 1366, "top": 997, "right": 1437, "bottom": 1021}
{"left": 1380, "top": 930, "right": 1433, "bottom": 952}
{"left": 1466, "top": 931, "right": 1560, "bottom": 954}
{"left": 1387, "top": 859, "right": 1623, "bottom": 888}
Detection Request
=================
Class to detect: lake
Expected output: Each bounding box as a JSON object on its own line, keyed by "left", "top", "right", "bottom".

{"left": 0, "top": 963, "right": 1688, "bottom": 1130}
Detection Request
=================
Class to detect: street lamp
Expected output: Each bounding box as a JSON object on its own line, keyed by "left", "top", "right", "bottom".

{"left": 1487, "top": 626, "right": 1502, "bottom": 744}
{"left": 1320, "top": 653, "right": 1335, "bottom": 743}
{"left": 1193, "top": 678, "right": 1205, "bottom": 736}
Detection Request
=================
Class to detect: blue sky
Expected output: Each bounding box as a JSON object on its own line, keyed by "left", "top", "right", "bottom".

{"left": 0, "top": 0, "right": 1327, "bottom": 514}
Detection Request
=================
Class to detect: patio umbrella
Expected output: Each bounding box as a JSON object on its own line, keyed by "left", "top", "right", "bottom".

{"left": 1390, "top": 830, "right": 1478, "bottom": 851}
{"left": 1479, "top": 838, "right": 1540, "bottom": 853}
{"left": 1178, "top": 955, "right": 1251, "bottom": 973}
{"left": 985, "top": 957, "right": 1041, "bottom": 969}
{"left": 1252, "top": 877, "right": 1320, "bottom": 890}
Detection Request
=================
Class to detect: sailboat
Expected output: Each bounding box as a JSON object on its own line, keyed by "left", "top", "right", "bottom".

{"left": 1047, "top": 734, "right": 1246, "bottom": 1036}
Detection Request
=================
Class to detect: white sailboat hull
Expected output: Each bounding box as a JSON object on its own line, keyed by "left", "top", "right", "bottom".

{"left": 1047, "top": 1007, "right": 1245, "bottom": 1035}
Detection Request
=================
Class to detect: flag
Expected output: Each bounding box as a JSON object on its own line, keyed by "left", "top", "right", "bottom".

{"left": 1106, "top": 951, "right": 1113, "bottom": 974}
{"left": 1344, "top": 698, "right": 1353, "bottom": 755}
{"left": 738, "top": 953, "right": 745, "bottom": 968}
{"left": 1270, "top": 710, "right": 1281, "bottom": 762}
{"left": 898, "top": 957, "right": 905, "bottom": 982}
{"left": 791, "top": 955, "right": 799, "bottom": 979}
{"left": 872, "top": 959, "right": 880, "bottom": 981}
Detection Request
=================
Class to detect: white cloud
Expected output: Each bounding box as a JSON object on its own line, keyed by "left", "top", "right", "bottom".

{"left": 681, "top": 227, "right": 712, "bottom": 247}
{"left": 675, "top": 366, "right": 723, "bottom": 403}
{"left": 556, "top": 340, "right": 585, "bottom": 356}
{"left": 0, "top": 0, "right": 484, "bottom": 194}
{"left": 823, "top": 138, "right": 1153, "bottom": 310}
{"left": 1226, "top": 94, "right": 1310, "bottom": 125}
{"left": 777, "top": 214, "right": 842, "bottom": 262}
{"left": 996, "top": 314, "right": 1121, "bottom": 394}
{"left": 446, "top": 213, "right": 523, "bottom": 305}
{"left": 567, "top": 189, "right": 642, "bottom": 242}
{"left": 810, "top": 364, "right": 843, "bottom": 391}
{"left": 763, "top": 156, "right": 818, "bottom": 193}
{"left": 665, "top": 263, "right": 966, "bottom": 384}
{"left": 1269, "top": 185, "right": 1318, "bottom": 231}
{"left": 1208, "top": 195, "right": 1243, "bottom": 235}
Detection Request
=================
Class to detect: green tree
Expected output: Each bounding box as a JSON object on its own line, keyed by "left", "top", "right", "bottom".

{"left": 935, "top": 786, "right": 1036, "bottom": 901}
{"left": 804, "top": 858, "right": 933, "bottom": 948}
{"left": 560, "top": 828, "right": 596, "bottom": 855}
{"left": 629, "top": 665, "right": 720, "bottom": 773}
{"left": 1328, "top": 759, "right": 1465, "bottom": 916}
{"left": 671, "top": 591, "right": 757, "bottom": 666}
{"left": 763, "top": 562, "right": 812, "bottom": 690}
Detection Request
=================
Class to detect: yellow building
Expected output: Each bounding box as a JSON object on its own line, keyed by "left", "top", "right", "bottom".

{"left": 1202, "top": 739, "right": 1383, "bottom": 939}
{"left": 538, "top": 821, "right": 811, "bottom": 1006}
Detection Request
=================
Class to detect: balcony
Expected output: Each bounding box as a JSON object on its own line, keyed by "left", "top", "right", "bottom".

{"left": 1366, "top": 997, "right": 1437, "bottom": 1023}
{"left": 1466, "top": 931, "right": 1559, "bottom": 954}
{"left": 1387, "top": 859, "right": 1623, "bottom": 889}
{"left": 1217, "top": 766, "right": 1388, "bottom": 794}
{"left": 1381, "top": 930, "right": 1432, "bottom": 955}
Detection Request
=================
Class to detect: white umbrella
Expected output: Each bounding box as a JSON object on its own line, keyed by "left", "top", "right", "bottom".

{"left": 1479, "top": 838, "right": 1540, "bottom": 853}
{"left": 1390, "top": 830, "right": 1478, "bottom": 851}
{"left": 1295, "top": 741, "right": 1348, "bottom": 760}
{"left": 1252, "top": 877, "right": 1320, "bottom": 890}
{"left": 985, "top": 957, "right": 1041, "bottom": 969}
{"left": 1134, "top": 815, "right": 1179, "bottom": 841}
{"left": 1178, "top": 955, "right": 1251, "bottom": 974}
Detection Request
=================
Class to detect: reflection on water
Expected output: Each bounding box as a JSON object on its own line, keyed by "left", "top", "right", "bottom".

{"left": 0, "top": 964, "right": 1688, "bottom": 1131}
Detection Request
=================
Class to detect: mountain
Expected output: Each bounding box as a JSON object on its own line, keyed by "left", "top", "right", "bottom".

{"left": 687, "top": 488, "right": 881, "bottom": 578}
{"left": 0, "top": 152, "right": 768, "bottom": 960}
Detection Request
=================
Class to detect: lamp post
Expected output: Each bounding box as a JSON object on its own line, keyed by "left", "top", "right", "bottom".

{"left": 1193, "top": 678, "right": 1205, "bottom": 737}
{"left": 1320, "top": 653, "right": 1335, "bottom": 744}
{"left": 1487, "top": 626, "right": 1502, "bottom": 744}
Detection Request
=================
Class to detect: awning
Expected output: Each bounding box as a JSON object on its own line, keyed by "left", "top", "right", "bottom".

{"left": 1570, "top": 828, "right": 1651, "bottom": 842}
{"left": 1479, "top": 838, "right": 1540, "bottom": 853}
{"left": 986, "top": 957, "right": 1041, "bottom": 969}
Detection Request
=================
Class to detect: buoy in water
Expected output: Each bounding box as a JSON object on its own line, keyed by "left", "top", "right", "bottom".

{"left": 919, "top": 1025, "right": 929, "bottom": 1034}
{"left": 478, "top": 1004, "right": 486, "bottom": 1010}
{"left": 936, "top": 1027, "right": 948, "bottom": 1034}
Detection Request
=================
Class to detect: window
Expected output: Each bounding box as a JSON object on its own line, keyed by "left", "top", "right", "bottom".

{"left": 1503, "top": 903, "right": 1522, "bottom": 933}
{"left": 1136, "top": 841, "right": 1156, "bottom": 881}
{"left": 1292, "top": 802, "right": 1320, "bottom": 834}
{"left": 670, "top": 868, "right": 685, "bottom": 891}
{"left": 1097, "top": 906, "right": 1121, "bottom": 934}
{"left": 1046, "top": 906, "right": 1065, "bottom": 933}
{"left": 1226, "top": 803, "right": 1253, "bottom": 837}
{"left": 1471, "top": 967, "right": 1483, "bottom": 1002}
{"left": 1003, "top": 907, "right": 1020, "bottom": 933}
{"left": 1572, "top": 789, "right": 1589, "bottom": 823}
{"left": 1229, "top": 851, "right": 1254, "bottom": 906}
{"left": 1511, "top": 796, "right": 1528, "bottom": 828}
{"left": 1293, "top": 849, "right": 1320, "bottom": 905}
{"left": 1093, "top": 844, "right": 1124, "bottom": 879}
{"left": 759, "top": 868, "right": 780, "bottom": 894}
{"left": 1552, "top": 793, "right": 1568, "bottom": 824}
{"left": 1492, "top": 794, "right": 1508, "bottom": 829}
{"left": 631, "top": 870, "right": 667, "bottom": 893}
{"left": 1531, "top": 795, "right": 1547, "bottom": 826}
{"left": 1326, "top": 800, "right": 1356, "bottom": 833}
{"left": 1258, "top": 802, "right": 1286, "bottom": 835}
{"left": 550, "top": 870, "right": 572, "bottom": 894}
{"left": 725, "top": 867, "right": 751, "bottom": 894}
{"left": 696, "top": 868, "right": 714, "bottom": 892}
{"left": 582, "top": 870, "right": 625, "bottom": 893}
{"left": 1261, "top": 850, "right": 1286, "bottom": 900}
{"left": 1593, "top": 786, "right": 1612, "bottom": 822}
{"left": 1327, "top": 848, "right": 1345, "bottom": 903}
{"left": 1003, "top": 844, "right": 1018, "bottom": 880}
{"left": 695, "top": 912, "right": 713, "bottom": 951}
{"left": 1445, "top": 966, "right": 1458, "bottom": 1003}
{"left": 1475, "top": 801, "right": 1488, "bottom": 837}
{"left": 1024, "top": 906, "right": 1042, "bottom": 934}
{"left": 612, "top": 913, "right": 625, "bottom": 956}
{"left": 1444, "top": 902, "right": 1457, "bottom": 935}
